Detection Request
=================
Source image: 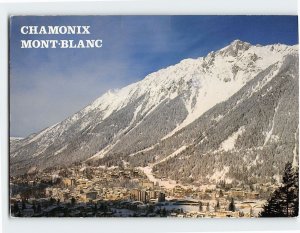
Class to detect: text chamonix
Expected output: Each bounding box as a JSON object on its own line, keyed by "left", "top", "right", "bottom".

{"left": 20, "top": 25, "right": 103, "bottom": 49}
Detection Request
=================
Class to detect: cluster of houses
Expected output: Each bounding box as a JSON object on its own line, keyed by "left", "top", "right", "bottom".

{"left": 10, "top": 164, "right": 268, "bottom": 217}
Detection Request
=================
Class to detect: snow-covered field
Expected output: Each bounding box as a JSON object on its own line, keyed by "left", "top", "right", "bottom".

{"left": 139, "top": 165, "right": 216, "bottom": 191}
{"left": 138, "top": 166, "right": 178, "bottom": 189}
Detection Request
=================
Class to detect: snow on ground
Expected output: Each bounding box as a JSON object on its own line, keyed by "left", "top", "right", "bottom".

{"left": 292, "top": 127, "right": 299, "bottom": 168}
{"left": 219, "top": 126, "right": 245, "bottom": 151}
{"left": 138, "top": 166, "right": 178, "bottom": 189}
{"left": 54, "top": 145, "right": 68, "bottom": 155}
{"left": 162, "top": 71, "right": 247, "bottom": 140}
{"left": 208, "top": 166, "right": 232, "bottom": 183}
{"left": 213, "top": 114, "right": 224, "bottom": 122}
{"left": 10, "top": 137, "right": 24, "bottom": 141}
{"left": 25, "top": 123, "right": 59, "bottom": 144}
{"left": 128, "top": 144, "right": 158, "bottom": 157}
{"left": 154, "top": 146, "right": 187, "bottom": 165}
{"left": 162, "top": 204, "right": 200, "bottom": 213}
{"left": 139, "top": 165, "right": 216, "bottom": 191}
{"left": 273, "top": 174, "right": 281, "bottom": 183}
{"left": 89, "top": 144, "right": 113, "bottom": 160}
{"left": 263, "top": 101, "right": 280, "bottom": 146}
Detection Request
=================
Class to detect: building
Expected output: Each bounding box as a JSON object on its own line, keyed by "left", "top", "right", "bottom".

{"left": 147, "top": 190, "right": 156, "bottom": 199}
{"left": 45, "top": 187, "right": 53, "bottom": 196}
{"left": 141, "top": 181, "right": 154, "bottom": 190}
{"left": 245, "top": 192, "right": 259, "bottom": 199}
{"left": 62, "top": 178, "right": 76, "bottom": 187}
{"left": 82, "top": 191, "right": 97, "bottom": 202}
{"left": 130, "top": 189, "right": 149, "bottom": 203}
{"left": 131, "top": 189, "right": 140, "bottom": 201}
{"left": 138, "top": 190, "right": 148, "bottom": 203}
{"left": 58, "top": 191, "right": 71, "bottom": 202}
{"left": 230, "top": 188, "right": 245, "bottom": 199}
{"left": 157, "top": 192, "right": 166, "bottom": 202}
{"left": 173, "top": 186, "right": 185, "bottom": 197}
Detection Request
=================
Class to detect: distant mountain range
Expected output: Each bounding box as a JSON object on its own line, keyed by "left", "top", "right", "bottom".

{"left": 10, "top": 40, "right": 299, "bottom": 186}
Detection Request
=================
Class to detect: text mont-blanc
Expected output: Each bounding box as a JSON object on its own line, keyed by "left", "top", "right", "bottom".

{"left": 20, "top": 25, "right": 103, "bottom": 48}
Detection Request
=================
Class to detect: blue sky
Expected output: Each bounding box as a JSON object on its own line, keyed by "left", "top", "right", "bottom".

{"left": 10, "top": 16, "right": 298, "bottom": 137}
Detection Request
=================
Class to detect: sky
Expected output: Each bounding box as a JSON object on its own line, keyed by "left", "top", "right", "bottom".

{"left": 10, "top": 16, "right": 298, "bottom": 137}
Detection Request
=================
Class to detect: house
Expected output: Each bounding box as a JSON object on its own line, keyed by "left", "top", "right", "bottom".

{"left": 62, "top": 178, "right": 76, "bottom": 187}
{"left": 140, "top": 181, "right": 154, "bottom": 190}
{"left": 82, "top": 191, "right": 97, "bottom": 202}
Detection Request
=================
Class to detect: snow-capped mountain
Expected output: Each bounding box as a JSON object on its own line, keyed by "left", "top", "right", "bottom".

{"left": 10, "top": 40, "right": 299, "bottom": 184}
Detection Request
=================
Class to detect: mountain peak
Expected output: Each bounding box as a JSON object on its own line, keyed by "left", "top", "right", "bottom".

{"left": 230, "top": 39, "right": 250, "bottom": 46}
{"left": 220, "top": 39, "right": 251, "bottom": 57}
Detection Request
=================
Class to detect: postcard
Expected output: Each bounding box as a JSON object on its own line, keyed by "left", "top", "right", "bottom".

{"left": 9, "top": 15, "right": 299, "bottom": 218}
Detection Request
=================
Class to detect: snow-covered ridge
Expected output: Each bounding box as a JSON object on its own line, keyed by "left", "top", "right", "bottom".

{"left": 10, "top": 137, "right": 24, "bottom": 141}
{"left": 79, "top": 41, "right": 297, "bottom": 136}
{"left": 82, "top": 41, "right": 297, "bottom": 113}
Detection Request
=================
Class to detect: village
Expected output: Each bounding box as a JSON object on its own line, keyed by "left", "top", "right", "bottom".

{"left": 10, "top": 164, "right": 275, "bottom": 218}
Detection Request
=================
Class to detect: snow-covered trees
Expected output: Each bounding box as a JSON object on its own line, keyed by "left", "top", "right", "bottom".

{"left": 259, "top": 162, "right": 299, "bottom": 217}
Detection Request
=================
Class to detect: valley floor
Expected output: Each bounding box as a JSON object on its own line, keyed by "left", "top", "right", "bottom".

{"left": 10, "top": 163, "right": 272, "bottom": 218}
